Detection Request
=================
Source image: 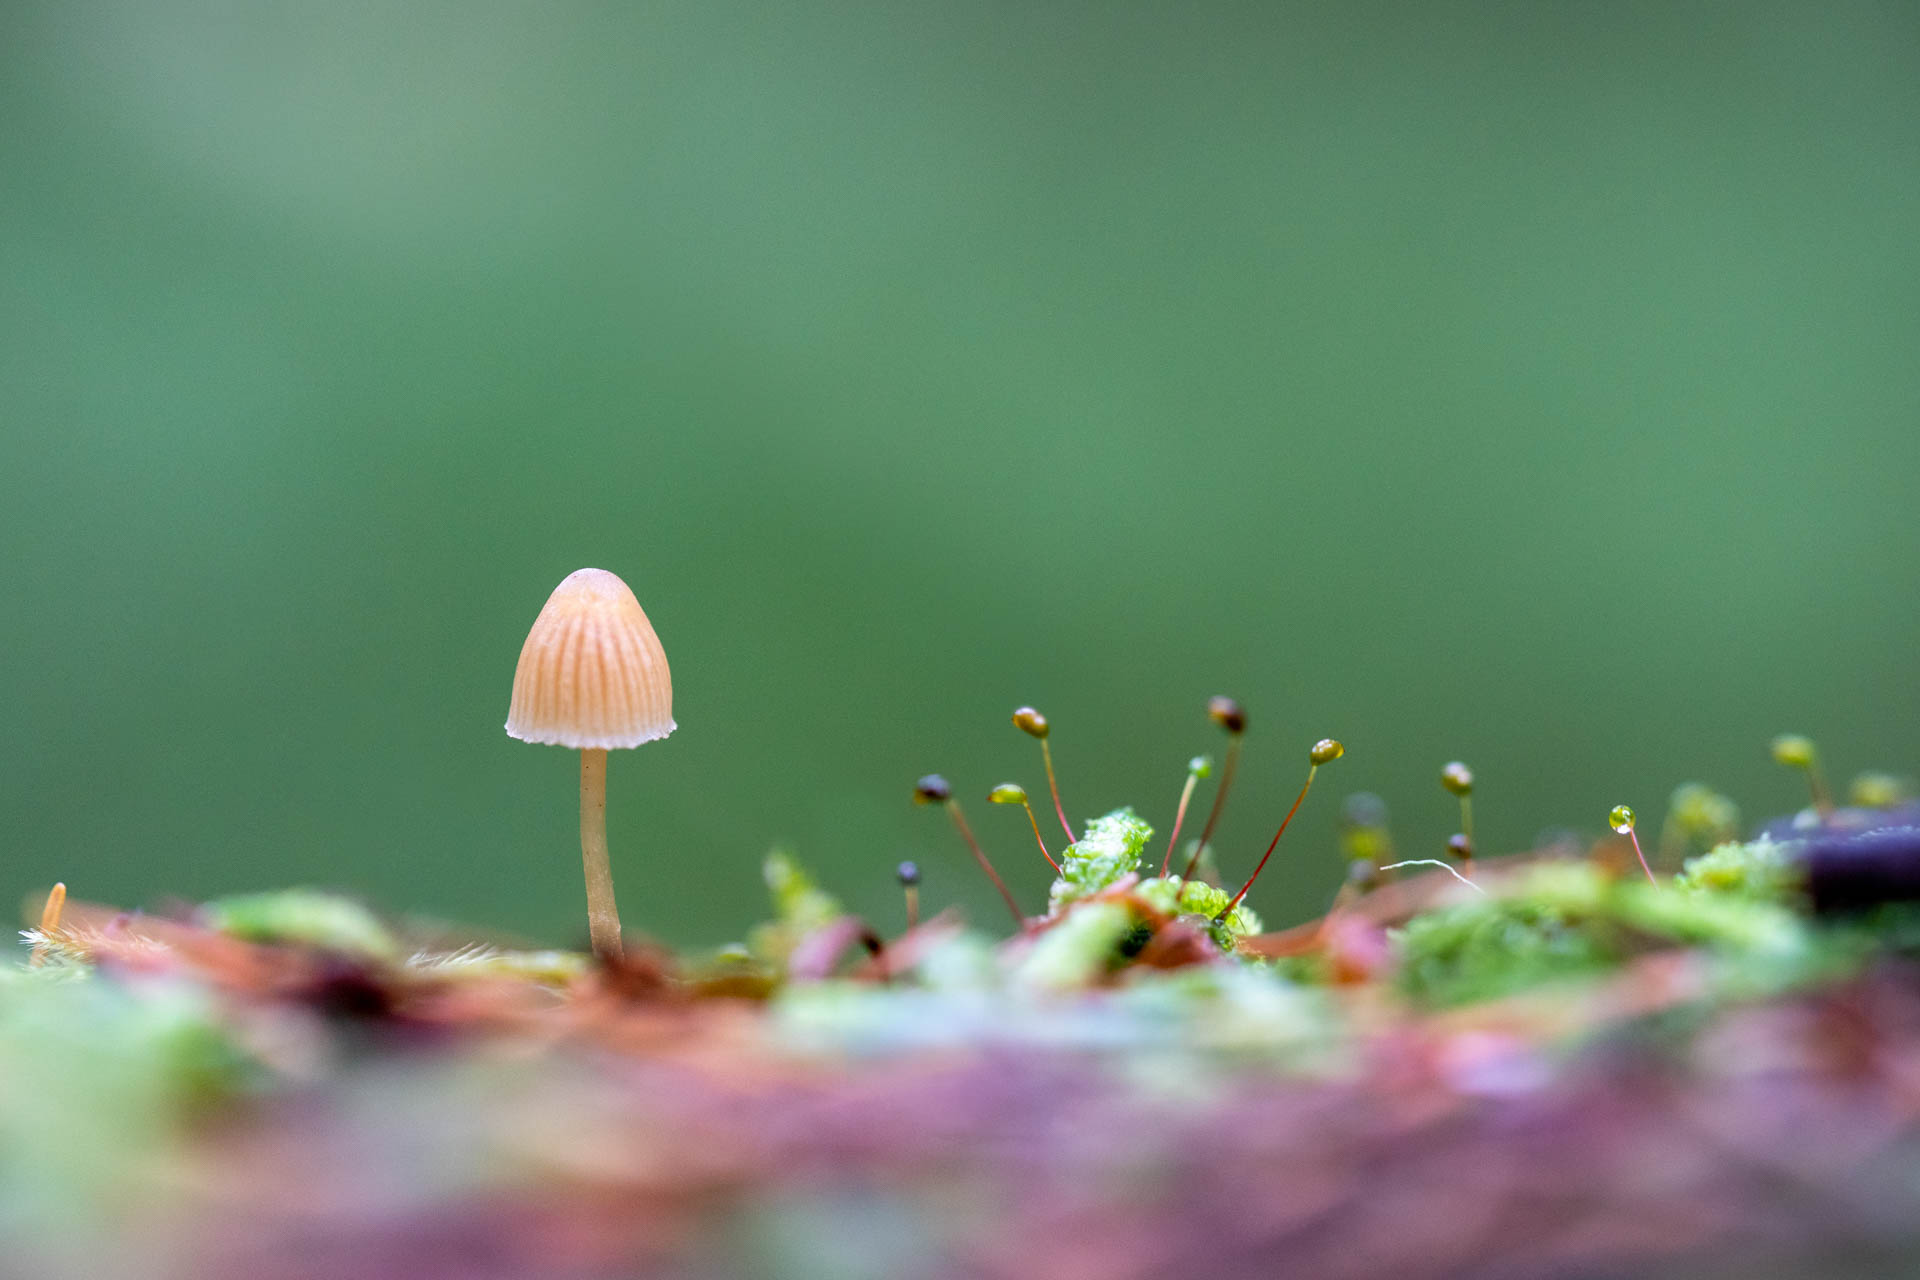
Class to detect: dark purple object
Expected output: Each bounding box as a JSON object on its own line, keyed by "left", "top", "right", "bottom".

{"left": 1805, "top": 823, "right": 1920, "bottom": 914}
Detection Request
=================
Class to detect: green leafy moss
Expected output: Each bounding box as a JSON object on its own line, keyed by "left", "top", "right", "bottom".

{"left": 1397, "top": 862, "right": 1817, "bottom": 1008}
{"left": 199, "top": 890, "right": 398, "bottom": 962}
{"left": 1048, "top": 807, "right": 1152, "bottom": 913}
{"left": 1672, "top": 837, "right": 1798, "bottom": 905}
{"left": 1015, "top": 901, "right": 1135, "bottom": 991}
{"left": 1134, "top": 876, "right": 1263, "bottom": 950}
{"left": 1168, "top": 840, "right": 1224, "bottom": 885}
{"left": 409, "top": 947, "right": 588, "bottom": 984}
{"left": 1397, "top": 896, "right": 1610, "bottom": 1008}
{"left": 0, "top": 968, "right": 258, "bottom": 1231}
{"left": 1661, "top": 782, "right": 1741, "bottom": 855}
{"left": 749, "top": 850, "right": 845, "bottom": 965}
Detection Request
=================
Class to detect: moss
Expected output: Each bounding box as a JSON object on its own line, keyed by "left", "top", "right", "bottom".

{"left": 408, "top": 947, "right": 589, "bottom": 984}
{"left": 1134, "top": 875, "right": 1262, "bottom": 950}
{"left": 1672, "top": 837, "right": 1799, "bottom": 905}
{"left": 0, "top": 967, "right": 259, "bottom": 1230}
{"left": 199, "top": 889, "right": 398, "bottom": 962}
{"left": 1396, "top": 862, "right": 1817, "bottom": 1009}
{"left": 1048, "top": 808, "right": 1153, "bottom": 912}
{"left": 1397, "top": 895, "right": 1612, "bottom": 1008}
{"left": 749, "top": 850, "right": 845, "bottom": 965}
{"left": 1015, "top": 901, "right": 1135, "bottom": 992}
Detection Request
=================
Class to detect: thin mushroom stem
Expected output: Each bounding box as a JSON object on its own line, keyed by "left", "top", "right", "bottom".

{"left": 579, "top": 748, "right": 624, "bottom": 963}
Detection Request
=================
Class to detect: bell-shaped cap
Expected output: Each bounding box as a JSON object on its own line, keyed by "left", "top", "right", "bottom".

{"left": 506, "top": 568, "right": 675, "bottom": 749}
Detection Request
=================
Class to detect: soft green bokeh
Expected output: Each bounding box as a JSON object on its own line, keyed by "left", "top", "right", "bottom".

{"left": 2, "top": 2, "right": 1916, "bottom": 947}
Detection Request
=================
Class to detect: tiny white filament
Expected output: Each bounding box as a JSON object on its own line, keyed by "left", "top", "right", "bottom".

{"left": 1378, "top": 859, "right": 1487, "bottom": 896}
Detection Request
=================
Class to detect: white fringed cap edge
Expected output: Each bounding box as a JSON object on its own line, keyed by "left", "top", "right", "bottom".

{"left": 505, "top": 568, "right": 676, "bottom": 750}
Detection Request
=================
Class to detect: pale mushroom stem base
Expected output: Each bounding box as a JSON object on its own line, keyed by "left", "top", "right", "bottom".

{"left": 579, "top": 748, "right": 624, "bottom": 963}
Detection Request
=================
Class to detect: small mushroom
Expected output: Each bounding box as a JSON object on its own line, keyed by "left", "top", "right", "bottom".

{"left": 506, "top": 568, "right": 675, "bottom": 963}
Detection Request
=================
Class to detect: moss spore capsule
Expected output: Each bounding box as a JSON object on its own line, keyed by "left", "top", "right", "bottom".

{"left": 1343, "top": 792, "right": 1388, "bottom": 828}
{"left": 1659, "top": 782, "right": 1740, "bottom": 860}
{"left": 1012, "top": 705, "right": 1074, "bottom": 840}
{"left": 897, "top": 860, "right": 922, "bottom": 929}
{"left": 1770, "top": 734, "right": 1815, "bottom": 768}
{"left": 1185, "top": 697, "right": 1249, "bottom": 879}
{"left": 990, "top": 781, "right": 1061, "bottom": 872}
{"left": 1339, "top": 792, "right": 1393, "bottom": 864}
{"left": 1207, "top": 696, "right": 1247, "bottom": 735}
{"left": 1218, "top": 736, "right": 1344, "bottom": 918}
{"left": 1446, "top": 833, "right": 1473, "bottom": 860}
{"left": 1850, "top": 772, "right": 1914, "bottom": 809}
{"left": 915, "top": 778, "right": 1024, "bottom": 927}
{"left": 1440, "top": 760, "right": 1476, "bottom": 843}
{"left": 1160, "top": 755, "right": 1216, "bottom": 875}
{"left": 1770, "top": 732, "right": 1834, "bottom": 817}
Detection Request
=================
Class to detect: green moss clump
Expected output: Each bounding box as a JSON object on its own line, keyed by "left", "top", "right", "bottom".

{"left": 0, "top": 967, "right": 259, "bottom": 1229}
{"left": 410, "top": 948, "right": 589, "bottom": 984}
{"left": 1397, "top": 894, "right": 1609, "bottom": 1008}
{"left": 749, "top": 850, "right": 845, "bottom": 965}
{"left": 199, "top": 889, "right": 398, "bottom": 962}
{"left": 1048, "top": 808, "right": 1152, "bottom": 912}
{"left": 1015, "top": 901, "right": 1135, "bottom": 991}
{"left": 1396, "top": 862, "right": 1815, "bottom": 1008}
{"left": 1134, "top": 876, "right": 1263, "bottom": 950}
{"left": 1672, "top": 837, "right": 1798, "bottom": 905}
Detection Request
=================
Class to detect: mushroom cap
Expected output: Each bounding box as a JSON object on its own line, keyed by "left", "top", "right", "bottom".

{"left": 506, "top": 568, "right": 675, "bottom": 750}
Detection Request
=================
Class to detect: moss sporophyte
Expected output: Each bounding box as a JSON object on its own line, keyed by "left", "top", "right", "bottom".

{"left": 16, "top": 668, "right": 1920, "bottom": 1280}
{"left": 23, "top": 634, "right": 1918, "bottom": 1105}
{"left": 879, "top": 695, "right": 1919, "bottom": 995}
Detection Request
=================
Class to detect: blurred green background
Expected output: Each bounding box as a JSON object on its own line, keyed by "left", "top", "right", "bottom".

{"left": 2, "top": 2, "right": 1915, "bottom": 947}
